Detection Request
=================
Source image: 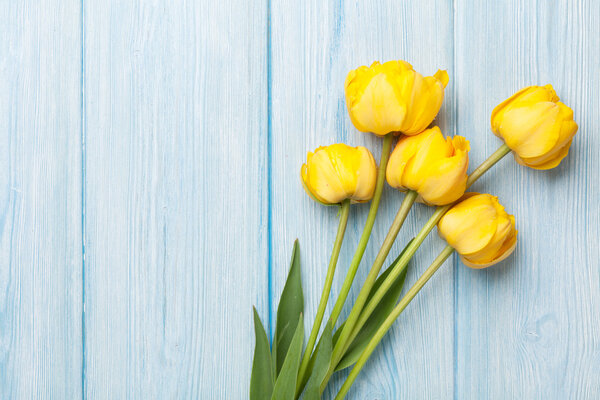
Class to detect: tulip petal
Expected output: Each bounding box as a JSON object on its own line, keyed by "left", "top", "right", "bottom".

{"left": 345, "top": 60, "right": 448, "bottom": 136}
{"left": 491, "top": 86, "right": 540, "bottom": 133}
{"left": 404, "top": 127, "right": 452, "bottom": 180}
{"left": 434, "top": 70, "right": 449, "bottom": 88}
{"left": 462, "top": 228, "right": 517, "bottom": 269}
{"left": 499, "top": 102, "right": 560, "bottom": 158}
{"left": 462, "top": 213, "right": 513, "bottom": 263}
{"left": 516, "top": 107, "right": 577, "bottom": 169}
{"left": 386, "top": 130, "right": 427, "bottom": 189}
{"left": 301, "top": 144, "right": 378, "bottom": 205}
{"left": 491, "top": 84, "right": 576, "bottom": 170}
{"left": 301, "top": 165, "right": 330, "bottom": 206}
{"left": 349, "top": 73, "right": 407, "bottom": 136}
{"left": 307, "top": 150, "right": 347, "bottom": 203}
{"left": 328, "top": 144, "right": 361, "bottom": 198}
{"left": 517, "top": 138, "right": 574, "bottom": 170}
{"left": 438, "top": 195, "right": 498, "bottom": 254}
{"left": 351, "top": 147, "right": 377, "bottom": 202}
{"left": 439, "top": 194, "right": 517, "bottom": 269}
{"left": 387, "top": 128, "right": 470, "bottom": 205}
{"left": 417, "top": 138, "right": 469, "bottom": 205}
{"left": 399, "top": 75, "right": 445, "bottom": 135}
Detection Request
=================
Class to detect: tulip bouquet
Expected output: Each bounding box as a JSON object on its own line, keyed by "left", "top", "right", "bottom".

{"left": 249, "top": 60, "right": 577, "bottom": 400}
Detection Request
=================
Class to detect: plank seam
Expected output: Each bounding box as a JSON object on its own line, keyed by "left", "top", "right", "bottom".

{"left": 267, "top": 0, "right": 274, "bottom": 340}
{"left": 451, "top": 0, "right": 459, "bottom": 398}
{"left": 80, "top": 0, "right": 87, "bottom": 397}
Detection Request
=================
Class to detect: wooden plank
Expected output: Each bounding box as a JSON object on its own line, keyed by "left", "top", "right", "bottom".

{"left": 454, "top": 0, "right": 600, "bottom": 398}
{"left": 0, "top": 1, "right": 83, "bottom": 398}
{"left": 269, "top": 1, "right": 456, "bottom": 398}
{"left": 82, "top": 1, "right": 268, "bottom": 397}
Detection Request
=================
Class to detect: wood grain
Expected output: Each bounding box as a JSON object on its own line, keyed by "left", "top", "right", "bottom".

{"left": 82, "top": 0, "right": 268, "bottom": 398}
{"left": 0, "top": 1, "right": 83, "bottom": 398}
{"left": 269, "top": 1, "right": 457, "bottom": 398}
{"left": 453, "top": 0, "right": 600, "bottom": 398}
{"left": 1, "top": 0, "right": 599, "bottom": 398}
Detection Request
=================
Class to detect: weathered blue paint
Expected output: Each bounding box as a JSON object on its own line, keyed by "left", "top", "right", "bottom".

{"left": 0, "top": 0, "right": 598, "bottom": 398}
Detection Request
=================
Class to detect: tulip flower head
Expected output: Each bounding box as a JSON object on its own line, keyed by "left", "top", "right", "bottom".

{"left": 345, "top": 60, "right": 449, "bottom": 136}
{"left": 386, "top": 126, "right": 470, "bottom": 205}
{"left": 301, "top": 144, "right": 377, "bottom": 205}
{"left": 491, "top": 85, "right": 578, "bottom": 170}
{"left": 438, "top": 193, "right": 517, "bottom": 269}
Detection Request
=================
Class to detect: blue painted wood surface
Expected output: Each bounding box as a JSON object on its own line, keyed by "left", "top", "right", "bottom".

{"left": 1, "top": 0, "right": 598, "bottom": 399}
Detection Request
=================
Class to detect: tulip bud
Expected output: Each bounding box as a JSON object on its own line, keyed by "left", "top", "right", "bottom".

{"left": 438, "top": 194, "right": 517, "bottom": 269}
{"left": 345, "top": 60, "right": 449, "bottom": 137}
{"left": 301, "top": 144, "right": 377, "bottom": 205}
{"left": 386, "top": 126, "right": 470, "bottom": 205}
{"left": 491, "top": 85, "right": 578, "bottom": 170}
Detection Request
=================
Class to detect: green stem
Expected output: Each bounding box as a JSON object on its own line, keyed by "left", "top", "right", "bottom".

{"left": 328, "top": 190, "right": 417, "bottom": 368}
{"left": 321, "top": 143, "right": 511, "bottom": 393}
{"left": 328, "top": 133, "right": 394, "bottom": 326}
{"left": 466, "top": 144, "right": 511, "bottom": 188}
{"left": 296, "top": 199, "right": 350, "bottom": 391}
{"left": 335, "top": 245, "right": 455, "bottom": 400}
{"left": 340, "top": 203, "right": 447, "bottom": 355}
{"left": 345, "top": 143, "right": 511, "bottom": 346}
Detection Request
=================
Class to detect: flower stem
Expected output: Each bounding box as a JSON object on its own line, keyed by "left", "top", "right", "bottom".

{"left": 466, "top": 144, "right": 511, "bottom": 187}
{"left": 296, "top": 199, "right": 350, "bottom": 390}
{"left": 338, "top": 203, "right": 447, "bottom": 358}
{"left": 346, "top": 143, "right": 511, "bottom": 344}
{"left": 321, "top": 143, "right": 511, "bottom": 394}
{"left": 328, "top": 133, "right": 394, "bottom": 326}
{"left": 328, "top": 190, "right": 417, "bottom": 371}
{"left": 335, "top": 245, "right": 455, "bottom": 400}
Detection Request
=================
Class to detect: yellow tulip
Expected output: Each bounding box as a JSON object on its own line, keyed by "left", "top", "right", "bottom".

{"left": 345, "top": 60, "right": 449, "bottom": 136}
{"left": 301, "top": 144, "right": 377, "bottom": 205}
{"left": 386, "top": 126, "right": 470, "bottom": 205}
{"left": 491, "top": 85, "right": 578, "bottom": 170}
{"left": 438, "top": 193, "right": 517, "bottom": 269}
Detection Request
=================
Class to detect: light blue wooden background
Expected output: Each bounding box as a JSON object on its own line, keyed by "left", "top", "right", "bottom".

{"left": 1, "top": 0, "right": 599, "bottom": 399}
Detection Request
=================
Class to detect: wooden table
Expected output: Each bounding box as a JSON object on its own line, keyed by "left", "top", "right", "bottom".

{"left": 1, "top": 0, "right": 598, "bottom": 398}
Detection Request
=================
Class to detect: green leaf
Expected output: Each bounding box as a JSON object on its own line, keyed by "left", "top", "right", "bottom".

{"left": 250, "top": 308, "right": 274, "bottom": 400}
{"left": 273, "top": 239, "right": 304, "bottom": 376}
{"left": 303, "top": 322, "right": 333, "bottom": 400}
{"left": 271, "top": 316, "right": 304, "bottom": 400}
{"left": 333, "top": 239, "right": 414, "bottom": 371}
